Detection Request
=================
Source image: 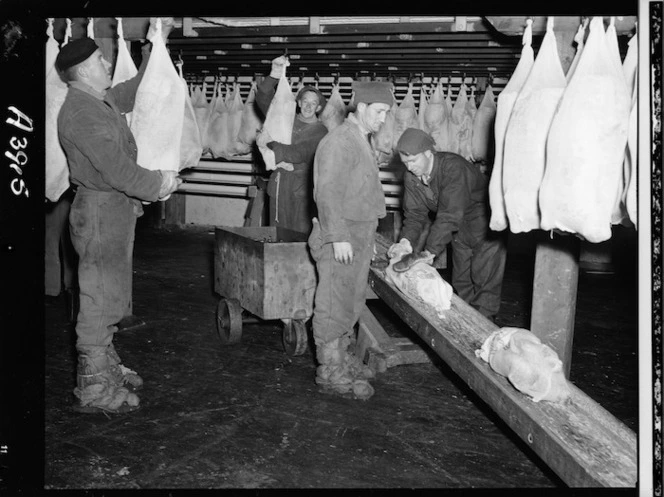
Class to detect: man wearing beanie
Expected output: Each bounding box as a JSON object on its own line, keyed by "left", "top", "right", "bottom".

{"left": 308, "top": 80, "right": 393, "bottom": 400}
{"left": 255, "top": 55, "right": 329, "bottom": 234}
{"left": 388, "top": 127, "right": 507, "bottom": 322}
{"left": 56, "top": 20, "right": 180, "bottom": 414}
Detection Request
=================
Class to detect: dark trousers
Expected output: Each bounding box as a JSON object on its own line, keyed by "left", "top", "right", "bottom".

{"left": 268, "top": 169, "right": 314, "bottom": 235}
{"left": 309, "top": 219, "right": 378, "bottom": 346}
{"left": 69, "top": 188, "right": 138, "bottom": 352}
{"left": 451, "top": 230, "right": 507, "bottom": 319}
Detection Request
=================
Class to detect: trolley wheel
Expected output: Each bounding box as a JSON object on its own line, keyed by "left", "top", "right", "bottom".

{"left": 216, "top": 298, "right": 243, "bottom": 344}
{"left": 282, "top": 319, "right": 309, "bottom": 356}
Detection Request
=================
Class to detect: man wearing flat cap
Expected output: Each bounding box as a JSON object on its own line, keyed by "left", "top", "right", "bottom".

{"left": 307, "top": 80, "right": 393, "bottom": 400}
{"left": 388, "top": 127, "right": 507, "bottom": 322}
{"left": 56, "top": 20, "right": 180, "bottom": 414}
{"left": 255, "top": 55, "right": 329, "bottom": 234}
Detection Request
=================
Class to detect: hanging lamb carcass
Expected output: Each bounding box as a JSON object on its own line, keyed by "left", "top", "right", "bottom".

{"left": 226, "top": 82, "right": 248, "bottom": 157}
{"left": 424, "top": 81, "right": 451, "bottom": 152}
{"left": 207, "top": 81, "right": 232, "bottom": 158}
{"left": 501, "top": 17, "right": 567, "bottom": 234}
{"left": 623, "top": 29, "right": 638, "bottom": 228}
{"left": 45, "top": 18, "right": 71, "bottom": 203}
{"left": 538, "top": 17, "right": 631, "bottom": 243}
{"left": 176, "top": 62, "right": 202, "bottom": 171}
{"left": 488, "top": 20, "right": 535, "bottom": 232}
{"left": 237, "top": 81, "right": 262, "bottom": 151}
{"left": 111, "top": 17, "right": 138, "bottom": 126}
{"left": 258, "top": 68, "right": 296, "bottom": 171}
{"left": 320, "top": 82, "right": 347, "bottom": 132}
{"left": 130, "top": 18, "right": 185, "bottom": 174}
{"left": 470, "top": 85, "right": 497, "bottom": 164}
{"left": 392, "top": 82, "right": 420, "bottom": 151}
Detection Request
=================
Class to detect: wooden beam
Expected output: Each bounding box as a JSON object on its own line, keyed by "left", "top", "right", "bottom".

{"left": 530, "top": 234, "right": 580, "bottom": 379}
{"left": 369, "top": 233, "right": 636, "bottom": 487}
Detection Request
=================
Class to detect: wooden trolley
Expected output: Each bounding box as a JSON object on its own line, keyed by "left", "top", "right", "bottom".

{"left": 213, "top": 226, "right": 317, "bottom": 356}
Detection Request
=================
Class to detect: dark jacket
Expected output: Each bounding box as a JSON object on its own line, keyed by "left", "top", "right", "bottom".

{"left": 400, "top": 151, "right": 490, "bottom": 254}
{"left": 57, "top": 48, "right": 162, "bottom": 203}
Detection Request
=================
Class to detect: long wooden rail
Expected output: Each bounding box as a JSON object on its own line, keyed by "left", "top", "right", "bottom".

{"left": 369, "top": 233, "right": 637, "bottom": 488}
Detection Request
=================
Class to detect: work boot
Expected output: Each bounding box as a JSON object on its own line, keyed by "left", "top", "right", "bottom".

{"left": 314, "top": 337, "right": 375, "bottom": 401}
{"left": 73, "top": 347, "right": 140, "bottom": 414}
{"left": 107, "top": 343, "right": 143, "bottom": 392}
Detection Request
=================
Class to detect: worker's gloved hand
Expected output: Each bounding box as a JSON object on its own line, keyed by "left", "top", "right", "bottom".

{"left": 158, "top": 170, "right": 181, "bottom": 201}
{"left": 392, "top": 250, "right": 434, "bottom": 273}
{"left": 387, "top": 238, "right": 412, "bottom": 260}
{"left": 270, "top": 55, "right": 290, "bottom": 79}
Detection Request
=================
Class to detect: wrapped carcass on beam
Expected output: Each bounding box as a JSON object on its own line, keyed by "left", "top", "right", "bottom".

{"left": 176, "top": 62, "right": 202, "bottom": 171}
{"left": 393, "top": 82, "right": 420, "bottom": 150}
{"left": 445, "top": 84, "right": 461, "bottom": 154}
{"left": 226, "top": 83, "right": 249, "bottom": 156}
{"left": 130, "top": 18, "right": 185, "bottom": 172}
{"left": 623, "top": 30, "right": 638, "bottom": 228}
{"left": 111, "top": 18, "right": 138, "bottom": 126}
{"left": 539, "top": 17, "right": 631, "bottom": 243}
{"left": 45, "top": 18, "right": 70, "bottom": 202}
{"left": 207, "top": 81, "right": 232, "bottom": 158}
{"left": 320, "top": 83, "right": 347, "bottom": 132}
{"left": 237, "top": 81, "right": 262, "bottom": 149}
{"left": 502, "top": 17, "right": 566, "bottom": 234}
{"left": 258, "top": 70, "right": 296, "bottom": 171}
{"left": 470, "top": 85, "right": 496, "bottom": 163}
{"left": 488, "top": 19, "right": 534, "bottom": 232}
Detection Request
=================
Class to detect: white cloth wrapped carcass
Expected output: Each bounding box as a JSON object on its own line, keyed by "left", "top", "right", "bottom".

{"left": 445, "top": 84, "right": 462, "bottom": 155}
{"left": 207, "top": 82, "right": 232, "bottom": 158}
{"left": 470, "top": 85, "right": 496, "bottom": 163}
{"left": 192, "top": 81, "right": 211, "bottom": 153}
{"left": 502, "top": 17, "right": 566, "bottom": 234}
{"left": 373, "top": 102, "right": 397, "bottom": 165}
{"left": 393, "top": 83, "right": 420, "bottom": 150}
{"left": 623, "top": 30, "right": 638, "bottom": 228}
{"left": 453, "top": 84, "right": 475, "bottom": 160}
{"left": 425, "top": 82, "right": 451, "bottom": 152}
{"left": 566, "top": 19, "right": 588, "bottom": 83}
{"left": 539, "top": 17, "right": 631, "bottom": 243}
{"left": 475, "top": 327, "right": 572, "bottom": 403}
{"left": 176, "top": 63, "right": 202, "bottom": 171}
{"left": 45, "top": 18, "right": 70, "bottom": 202}
{"left": 384, "top": 240, "right": 454, "bottom": 318}
{"left": 111, "top": 18, "right": 138, "bottom": 126}
{"left": 226, "top": 83, "right": 247, "bottom": 156}
{"left": 259, "top": 72, "right": 296, "bottom": 171}
{"left": 130, "top": 18, "right": 185, "bottom": 172}
{"left": 237, "top": 81, "right": 262, "bottom": 149}
{"left": 321, "top": 83, "right": 347, "bottom": 132}
{"left": 488, "top": 19, "right": 534, "bottom": 231}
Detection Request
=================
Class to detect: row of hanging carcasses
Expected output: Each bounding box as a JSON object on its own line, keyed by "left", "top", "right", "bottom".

{"left": 488, "top": 16, "right": 638, "bottom": 243}
{"left": 45, "top": 17, "right": 203, "bottom": 202}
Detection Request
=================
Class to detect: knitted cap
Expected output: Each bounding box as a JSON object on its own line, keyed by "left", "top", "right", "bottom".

{"left": 55, "top": 37, "right": 99, "bottom": 72}
{"left": 396, "top": 128, "right": 436, "bottom": 155}
{"left": 352, "top": 81, "right": 394, "bottom": 106}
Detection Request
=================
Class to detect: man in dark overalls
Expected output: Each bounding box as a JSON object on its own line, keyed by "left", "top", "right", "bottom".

{"left": 389, "top": 128, "right": 507, "bottom": 321}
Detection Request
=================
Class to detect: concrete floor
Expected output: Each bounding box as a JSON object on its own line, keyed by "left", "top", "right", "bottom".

{"left": 38, "top": 221, "right": 638, "bottom": 489}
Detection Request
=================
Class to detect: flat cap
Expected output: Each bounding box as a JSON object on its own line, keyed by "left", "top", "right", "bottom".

{"left": 55, "top": 37, "right": 99, "bottom": 72}
{"left": 396, "top": 128, "right": 436, "bottom": 155}
{"left": 352, "top": 81, "right": 394, "bottom": 106}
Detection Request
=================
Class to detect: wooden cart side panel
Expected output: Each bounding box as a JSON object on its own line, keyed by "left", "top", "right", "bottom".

{"left": 262, "top": 241, "right": 317, "bottom": 320}
{"left": 215, "top": 228, "right": 266, "bottom": 316}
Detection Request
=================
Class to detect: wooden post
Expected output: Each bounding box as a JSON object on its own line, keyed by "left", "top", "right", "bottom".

{"left": 530, "top": 234, "right": 580, "bottom": 378}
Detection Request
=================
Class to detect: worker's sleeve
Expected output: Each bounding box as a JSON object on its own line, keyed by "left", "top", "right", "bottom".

{"left": 314, "top": 138, "right": 352, "bottom": 244}
{"left": 254, "top": 76, "right": 279, "bottom": 118}
{"left": 424, "top": 162, "right": 469, "bottom": 255}
{"left": 268, "top": 125, "right": 328, "bottom": 164}
{"left": 106, "top": 44, "right": 152, "bottom": 114}
{"left": 399, "top": 173, "right": 431, "bottom": 246}
{"left": 66, "top": 106, "right": 162, "bottom": 202}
